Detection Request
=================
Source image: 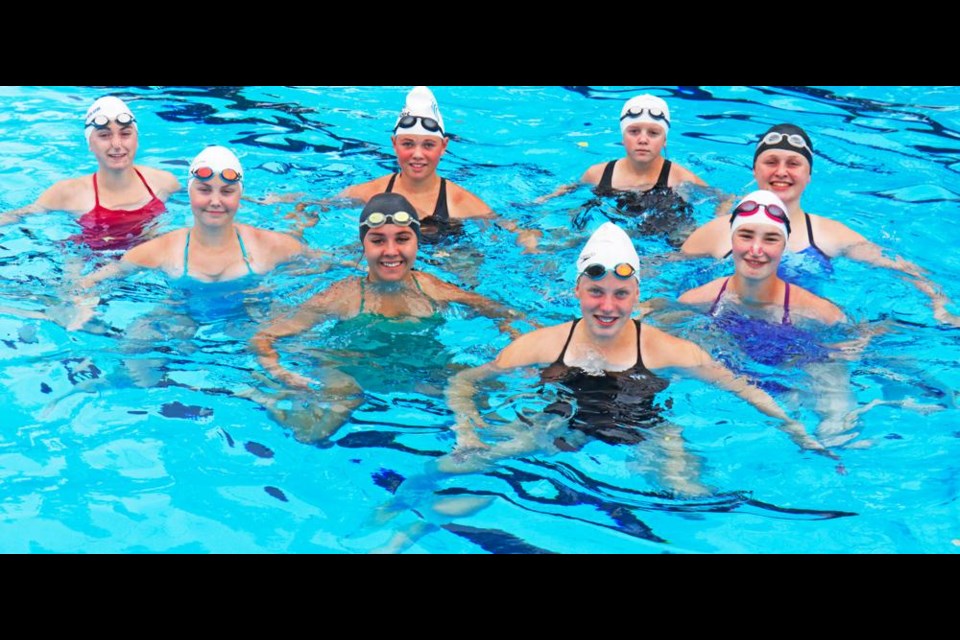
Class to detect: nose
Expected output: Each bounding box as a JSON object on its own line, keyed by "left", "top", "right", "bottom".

{"left": 750, "top": 239, "right": 765, "bottom": 256}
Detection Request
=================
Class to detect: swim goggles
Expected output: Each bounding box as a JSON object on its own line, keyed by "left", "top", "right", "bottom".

{"left": 760, "top": 131, "right": 811, "bottom": 154}
{"left": 85, "top": 112, "right": 136, "bottom": 129}
{"left": 581, "top": 263, "right": 637, "bottom": 280}
{"left": 619, "top": 107, "right": 670, "bottom": 128}
{"left": 191, "top": 166, "right": 243, "bottom": 183}
{"left": 394, "top": 115, "right": 444, "bottom": 135}
{"left": 731, "top": 200, "right": 792, "bottom": 236}
{"left": 361, "top": 211, "right": 421, "bottom": 230}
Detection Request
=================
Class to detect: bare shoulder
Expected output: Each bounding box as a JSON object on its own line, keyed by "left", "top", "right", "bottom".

{"left": 308, "top": 277, "right": 361, "bottom": 317}
{"left": 136, "top": 165, "right": 181, "bottom": 197}
{"left": 810, "top": 213, "right": 867, "bottom": 252}
{"left": 412, "top": 271, "right": 464, "bottom": 300}
{"left": 341, "top": 175, "right": 393, "bottom": 201}
{"left": 641, "top": 323, "right": 705, "bottom": 370}
{"left": 669, "top": 162, "right": 707, "bottom": 187}
{"left": 446, "top": 181, "right": 493, "bottom": 219}
{"left": 678, "top": 277, "right": 726, "bottom": 305}
{"left": 681, "top": 216, "right": 730, "bottom": 258}
{"left": 581, "top": 162, "right": 609, "bottom": 185}
{"left": 37, "top": 176, "right": 91, "bottom": 212}
{"left": 495, "top": 322, "right": 573, "bottom": 369}
{"left": 125, "top": 228, "right": 186, "bottom": 271}
{"left": 791, "top": 286, "right": 846, "bottom": 325}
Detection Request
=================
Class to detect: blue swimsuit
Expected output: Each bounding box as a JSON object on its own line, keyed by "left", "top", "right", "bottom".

{"left": 176, "top": 229, "right": 258, "bottom": 324}
{"left": 709, "top": 278, "right": 832, "bottom": 394}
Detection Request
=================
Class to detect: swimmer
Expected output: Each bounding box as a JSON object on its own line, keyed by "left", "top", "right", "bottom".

{"left": 539, "top": 94, "right": 709, "bottom": 247}
{"left": 681, "top": 123, "right": 960, "bottom": 327}
{"left": 444, "top": 222, "right": 827, "bottom": 498}
{"left": 0, "top": 96, "right": 181, "bottom": 252}
{"left": 251, "top": 192, "right": 527, "bottom": 444}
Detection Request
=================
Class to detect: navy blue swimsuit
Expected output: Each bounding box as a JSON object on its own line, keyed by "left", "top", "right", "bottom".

{"left": 541, "top": 319, "right": 670, "bottom": 449}
{"left": 578, "top": 159, "right": 695, "bottom": 247}
{"left": 385, "top": 174, "right": 461, "bottom": 243}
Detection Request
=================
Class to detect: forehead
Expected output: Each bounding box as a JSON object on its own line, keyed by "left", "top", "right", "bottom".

{"left": 624, "top": 122, "right": 666, "bottom": 135}
{"left": 393, "top": 133, "right": 443, "bottom": 144}
{"left": 733, "top": 222, "right": 784, "bottom": 238}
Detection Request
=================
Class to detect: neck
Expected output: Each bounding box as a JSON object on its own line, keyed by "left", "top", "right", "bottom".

{"left": 624, "top": 154, "right": 665, "bottom": 177}
{"left": 190, "top": 222, "right": 237, "bottom": 246}
{"left": 366, "top": 271, "right": 416, "bottom": 290}
{"left": 730, "top": 273, "right": 783, "bottom": 306}
{"left": 397, "top": 171, "right": 440, "bottom": 193}
{"left": 96, "top": 165, "right": 138, "bottom": 188}
{"left": 578, "top": 316, "right": 636, "bottom": 353}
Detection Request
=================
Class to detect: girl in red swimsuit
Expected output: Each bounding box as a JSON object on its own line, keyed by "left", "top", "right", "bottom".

{"left": 0, "top": 95, "right": 181, "bottom": 252}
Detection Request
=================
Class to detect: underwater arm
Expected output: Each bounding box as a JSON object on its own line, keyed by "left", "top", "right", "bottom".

{"left": 844, "top": 241, "right": 960, "bottom": 327}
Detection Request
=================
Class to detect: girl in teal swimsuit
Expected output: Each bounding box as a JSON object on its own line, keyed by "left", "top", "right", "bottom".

{"left": 252, "top": 193, "right": 526, "bottom": 444}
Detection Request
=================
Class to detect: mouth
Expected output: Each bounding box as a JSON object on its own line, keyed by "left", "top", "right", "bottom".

{"left": 768, "top": 180, "right": 792, "bottom": 190}
{"left": 380, "top": 259, "right": 404, "bottom": 269}
{"left": 594, "top": 315, "right": 619, "bottom": 327}
{"left": 743, "top": 258, "right": 768, "bottom": 269}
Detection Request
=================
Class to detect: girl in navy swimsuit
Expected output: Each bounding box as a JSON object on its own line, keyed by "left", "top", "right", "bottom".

{"left": 445, "top": 222, "right": 826, "bottom": 496}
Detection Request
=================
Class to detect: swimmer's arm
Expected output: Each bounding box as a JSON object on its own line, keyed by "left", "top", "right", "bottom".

{"left": 0, "top": 202, "right": 46, "bottom": 227}
{"left": 446, "top": 332, "right": 555, "bottom": 450}
{"left": 251, "top": 283, "right": 351, "bottom": 389}
{"left": 676, "top": 341, "right": 833, "bottom": 456}
{"left": 680, "top": 217, "right": 730, "bottom": 258}
{"left": 843, "top": 239, "right": 960, "bottom": 327}
{"left": 446, "top": 363, "right": 502, "bottom": 451}
{"left": 429, "top": 276, "right": 529, "bottom": 339}
{"left": 251, "top": 305, "right": 327, "bottom": 390}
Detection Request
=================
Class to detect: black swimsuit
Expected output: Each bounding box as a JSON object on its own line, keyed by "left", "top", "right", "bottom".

{"left": 385, "top": 174, "right": 460, "bottom": 242}
{"left": 579, "top": 159, "right": 695, "bottom": 247}
{"left": 541, "top": 319, "right": 670, "bottom": 450}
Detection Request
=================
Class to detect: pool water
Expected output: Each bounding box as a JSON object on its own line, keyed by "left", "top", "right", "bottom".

{"left": 1, "top": 86, "right": 959, "bottom": 553}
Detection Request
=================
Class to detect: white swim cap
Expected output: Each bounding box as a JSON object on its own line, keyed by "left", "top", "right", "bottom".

{"left": 620, "top": 94, "right": 671, "bottom": 136}
{"left": 730, "top": 190, "right": 791, "bottom": 240}
{"left": 188, "top": 145, "right": 244, "bottom": 192}
{"left": 84, "top": 96, "right": 138, "bottom": 143}
{"left": 393, "top": 86, "right": 445, "bottom": 138}
{"left": 576, "top": 222, "right": 640, "bottom": 282}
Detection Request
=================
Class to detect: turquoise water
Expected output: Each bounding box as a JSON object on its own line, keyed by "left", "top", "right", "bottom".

{"left": 1, "top": 86, "right": 958, "bottom": 553}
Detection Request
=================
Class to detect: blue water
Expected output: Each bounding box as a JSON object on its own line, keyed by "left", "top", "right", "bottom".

{"left": 1, "top": 86, "right": 959, "bottom": 553}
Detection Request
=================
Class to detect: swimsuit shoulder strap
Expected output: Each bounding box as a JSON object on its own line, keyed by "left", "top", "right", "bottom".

{"left": 385, "top": 174, "right": 398, "bottom": 193}
{"left": 235, "top": 228, "right": 255, "bottom": 275}
{"left": 783, "top": 282, "right": 792, "bottom": 326}
{"left": 554, "top": 318, "right": 581, "bottom": 365}
{"left": 656, "top": 159, "right": 673, "bottom": 188}
{"left": 134, "top": 168, "right": 158, "bottom": 198}
{"left": 434, "top": 178, "right": 449, "bottom": 221}
{"left": 183, "top": 230, "right": 191, "bottom": 277}
{"left": 804, "top": 212, "right": 823, "bottom": 255}
{"left": 92, "top": 174, "right": 101, "bottom": 207}
{"left": 358, "top": 277, "right": 367, "bottom": 315}
{"left": 410, "top": 272, "right": 440, "bottom": 314}
{"left": 598, "top": 161, "right": 617, "bottom": 191}
{"left": 634, "top": 319, "right": 645, "bottom": 368}
{"left": 709, "top": 278, "right": 731, "bottom": 316}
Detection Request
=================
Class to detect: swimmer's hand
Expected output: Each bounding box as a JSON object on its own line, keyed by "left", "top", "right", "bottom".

{"left": 783, "top": 420, "right": 839, "bottom": 460}
{"left": 65, "top": 294, "right": 101, "bottom": 332}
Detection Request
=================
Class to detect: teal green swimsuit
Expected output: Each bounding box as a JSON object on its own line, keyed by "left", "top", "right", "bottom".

{"left": 176, "top": 229, "right": 258, "bottom": 324}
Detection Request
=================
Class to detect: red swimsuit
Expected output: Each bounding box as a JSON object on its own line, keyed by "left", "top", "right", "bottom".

{"left": 72, "top": 169, "right": 166, "bottom": 251}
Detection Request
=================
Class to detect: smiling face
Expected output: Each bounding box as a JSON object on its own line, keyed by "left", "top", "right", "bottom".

{"left": 88, "top": 122, "right": 138, "bottom": 171}
{"left": 575, "top": 274, "right": 639, "bottom": 339}
{"left": 363, "top": 224, "right": 419, "bottom": 282}
{"left": 190, "top": 176, "right": 242, "bottom": 227}
{"left": 754, "top": 149, "right": 811, "bottom": 205}
{"left": 621, "top": 122, "right": 666, "bottom": 164}
{"left": 391, "top": 134, "right": 448, "bottom": 180}
{"left": 731, "top": 222, "right": 787, "bottom": 281}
